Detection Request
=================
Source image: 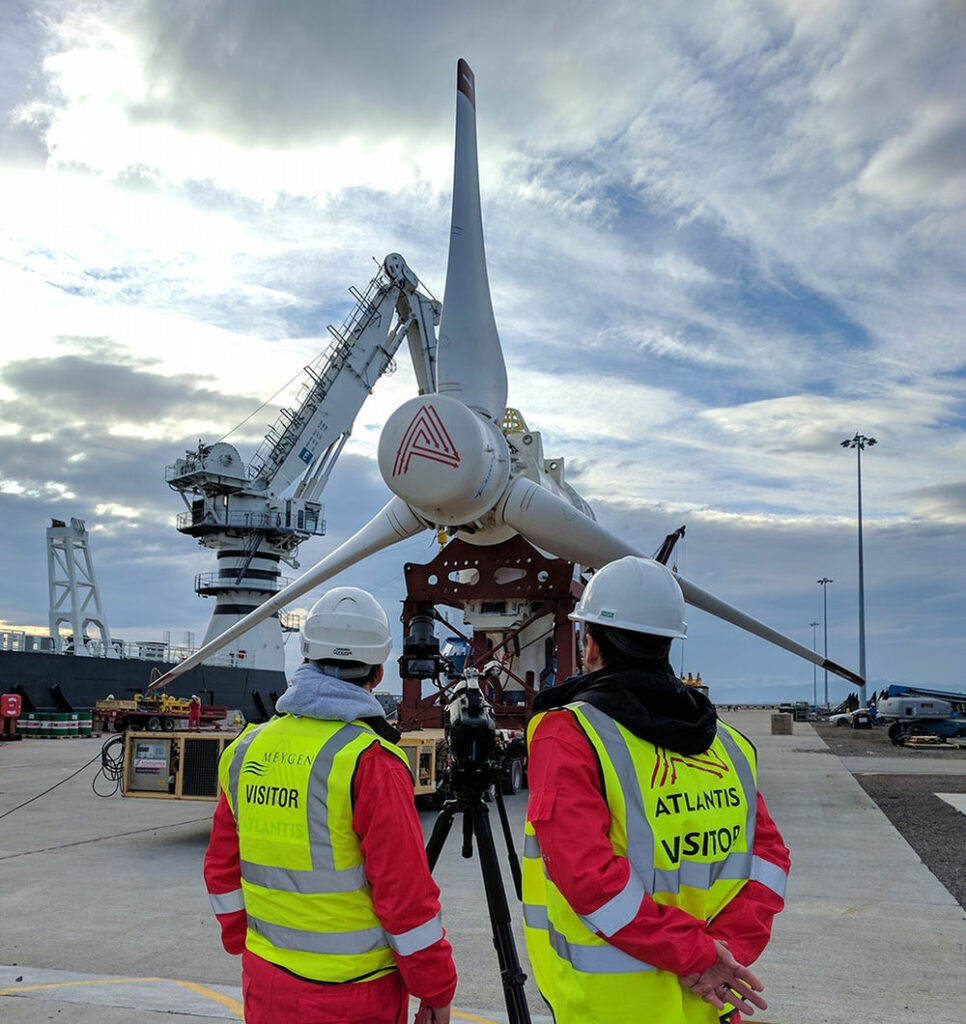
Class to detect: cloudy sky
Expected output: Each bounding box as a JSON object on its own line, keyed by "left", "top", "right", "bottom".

{"left": 1, "top": 0, "right": 963, "bottom": 705}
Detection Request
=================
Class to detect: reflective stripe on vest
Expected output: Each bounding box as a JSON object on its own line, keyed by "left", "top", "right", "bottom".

{"left": 525, "top": 903, "right": 658, "bottom": 974}
{"left": 247, "top": 916, "right": 388, "bottom": 956}
{"left": 523, "top": 833, "right": 786, "bottom": 906}
{"left": 243, "top": 911, "right": 445, "bottom": 958}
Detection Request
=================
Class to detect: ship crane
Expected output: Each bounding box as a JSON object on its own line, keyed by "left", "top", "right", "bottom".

{"left": 164, "top": 254, "right": 440, "bottom": 673}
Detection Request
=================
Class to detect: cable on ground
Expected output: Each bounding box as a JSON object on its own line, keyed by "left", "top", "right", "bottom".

{"left": 93, "top": 734, "right": 126, "bottom": 797}
{"left": 0, "top": 738, "right": 117, "bottom": 820}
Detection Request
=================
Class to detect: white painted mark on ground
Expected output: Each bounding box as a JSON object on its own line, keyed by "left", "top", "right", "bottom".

{"left": 935, "top": 793, "right": 966, "bottom": 814}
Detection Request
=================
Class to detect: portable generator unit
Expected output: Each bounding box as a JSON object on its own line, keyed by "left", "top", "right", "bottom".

{"left": 123, "top": 731, "right": 239, "bottom": 799}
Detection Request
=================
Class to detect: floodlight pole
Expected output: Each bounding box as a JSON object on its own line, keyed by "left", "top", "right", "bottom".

{"left": 817, "top": 578, "right": 833, "bottom": 710}
{"left": 809, "top": 621, "right": 820, "bottom": 708}
{"left": 840, "top": 433, "right": 876, "bottom": 708}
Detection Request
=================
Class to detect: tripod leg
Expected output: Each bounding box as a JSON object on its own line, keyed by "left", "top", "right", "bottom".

{"left": 424, "top": 800, "right": 459, "bottom": 871}
{"left": 494, "top": 789, "right": 523, "bottom": 900}
{"left": 469, "top": 801, "right": 532, "bottom": 1024}
{"left": 462, "top": 807, "right": 474, "bottom": 858}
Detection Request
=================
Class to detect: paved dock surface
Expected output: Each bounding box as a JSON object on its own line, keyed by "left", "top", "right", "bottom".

{"left": 1, "top": 710, "right": 964, "bottom": 1022}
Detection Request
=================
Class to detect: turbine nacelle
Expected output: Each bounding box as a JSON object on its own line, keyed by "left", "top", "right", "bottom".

{"left": 378, "top": 395, "right": 510, "bottom": 527}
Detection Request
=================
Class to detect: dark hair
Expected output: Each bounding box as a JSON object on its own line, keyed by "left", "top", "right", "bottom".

{"left": 586, "top": 622, "right": 671, "bottom": 666}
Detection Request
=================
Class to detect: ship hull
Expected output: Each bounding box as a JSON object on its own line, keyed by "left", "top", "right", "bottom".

{"left": 0, "top": 649, "right": 285, "bottom": 723}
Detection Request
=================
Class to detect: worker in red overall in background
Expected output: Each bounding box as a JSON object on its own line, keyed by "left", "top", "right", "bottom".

{"left": 204, "top": 587, "right": 457, "bottom": 1024}
{"left": 188, "top": 694, "right": 202, "bottom": 732}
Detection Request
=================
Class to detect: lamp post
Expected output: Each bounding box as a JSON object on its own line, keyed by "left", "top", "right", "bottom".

{"left": 840, "top": 433, "right": 876, "bottom": 708}
{"left": 817, "top": 578, "right": 833, "bottom": 710}
{"left": 810, "top": 621, "right": 820, "bottom": 708}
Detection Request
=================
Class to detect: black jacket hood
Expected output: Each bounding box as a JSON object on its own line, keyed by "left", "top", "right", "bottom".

{"left": 532, "top": 657, "right": 718, "bottom": 756}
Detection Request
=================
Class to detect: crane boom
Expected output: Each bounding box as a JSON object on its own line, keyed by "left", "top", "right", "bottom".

{"left": 249, "top": 254, "right": 438, "bottom": 501}
{"left": 164, "top": 254, "right": 439, "bottom": 674}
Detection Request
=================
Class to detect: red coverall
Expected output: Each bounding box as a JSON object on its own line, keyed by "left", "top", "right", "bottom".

{"left": 204, "top": 741, "right": 458, "bottom": 1024}
{"left": 527, "top": 712, "right": 790, "bottom": 1021}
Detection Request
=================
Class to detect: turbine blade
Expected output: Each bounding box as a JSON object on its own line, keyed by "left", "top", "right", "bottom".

{"left": 675, "top": 575, "right": 865, "bottom": 688}
{"left": 499, "top": 476, "right": 865, "bottom": 688}
{"left": 436, "top": 58, "right": 508, "bottom": 422}
{"left": 147, "top": 498, "right": 426, "bottom": 690}
{"left": 499, "top": 476, "right": 640, "bottom": 567}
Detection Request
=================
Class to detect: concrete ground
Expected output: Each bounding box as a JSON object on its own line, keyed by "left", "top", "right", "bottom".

{"left": 1, "top": 710, "right": 964, "bottom": 1023}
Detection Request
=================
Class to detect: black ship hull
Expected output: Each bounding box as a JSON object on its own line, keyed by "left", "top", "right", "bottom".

{"left": 1, "top": 649, "right": 285, "bottom": 724}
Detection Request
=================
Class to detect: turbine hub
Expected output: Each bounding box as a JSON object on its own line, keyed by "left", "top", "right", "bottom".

{"left": 378, "top": 395, "right": 510, "bottom": 525}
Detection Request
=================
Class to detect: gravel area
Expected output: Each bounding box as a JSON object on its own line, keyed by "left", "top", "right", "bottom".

{"left": 812, "top": 720, "right": 966, "bottom": 910}
{"left": 811, "top": 719, "right": 966, "bottom": 761}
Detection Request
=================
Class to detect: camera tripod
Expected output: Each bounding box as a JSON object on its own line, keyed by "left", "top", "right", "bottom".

{"left": 425, "top": 768, "right": 531, "bottom": 1024}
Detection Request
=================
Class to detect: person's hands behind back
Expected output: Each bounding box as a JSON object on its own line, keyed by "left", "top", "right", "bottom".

{"left": 682, "top": 939, "right": 768, "bottom": 1016}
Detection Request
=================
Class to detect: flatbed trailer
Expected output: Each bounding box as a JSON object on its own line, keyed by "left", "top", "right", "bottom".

{"left": 96, "top": 695, "right": 229, "bottom": 733}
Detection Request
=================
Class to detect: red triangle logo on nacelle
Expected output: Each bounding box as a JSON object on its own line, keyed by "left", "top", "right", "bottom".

{"left": 393, "top": 404, "right": 461, "bottom": 476}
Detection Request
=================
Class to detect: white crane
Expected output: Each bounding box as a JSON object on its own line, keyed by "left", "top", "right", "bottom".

{"left": 153, "top": 59, "right": 862, "bottom": 693}
{"left": 165, "top": 255, "right": 439, "bottom": 672}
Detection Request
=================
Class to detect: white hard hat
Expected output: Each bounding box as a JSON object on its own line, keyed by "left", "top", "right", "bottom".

{"left": 301, "top": 587, "right": 392, "bottom": 664}
{"left": 483, "top": 660, "right": 502, "bottom": 675}
{"left": 570, "top": 556, "right": 687, "bottom": 639}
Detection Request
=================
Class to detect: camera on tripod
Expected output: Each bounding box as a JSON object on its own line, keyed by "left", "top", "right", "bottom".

{"left": 444, "top": 670, "right": 527, "bottom": 800}
{"left": 398, "top": 612, "right": 452, "bottom": 681}
{"left": 445, "top": 670, "right": 496, "bottom": 790}
{"left": 424, "top": 667, "right": 532, "bottom": 1024}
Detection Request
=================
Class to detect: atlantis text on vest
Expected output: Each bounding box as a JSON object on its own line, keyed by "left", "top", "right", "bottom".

{"left": 653, "top": 786, "right": 741, "bottom": 816}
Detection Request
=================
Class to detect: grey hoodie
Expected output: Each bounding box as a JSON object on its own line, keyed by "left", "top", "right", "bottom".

{"left": 275, "top": 661, "right": 387, "bottom": 722}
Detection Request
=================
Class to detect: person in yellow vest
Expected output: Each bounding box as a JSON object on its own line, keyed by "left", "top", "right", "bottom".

{"left": 204, "top": 587, "right": 457, "bottom": 1024}
{"left": 523, "top": 557, "right": 790, "bottom": 1023}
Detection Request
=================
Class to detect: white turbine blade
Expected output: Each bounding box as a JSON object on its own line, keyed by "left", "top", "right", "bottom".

{"left": 436, "top": 58, "right": 508, "bottom": 422}
{"left": 498, "top": 476, "right": 864, "bottom": 687}
{"left": 147, "top": 498, "right": 426, "bottom": 690}
{"left": 675, "top": 575, "right": 865, "bottom": 688}
{"left": 499, "top": 476, "right": 641, "bottom": 567}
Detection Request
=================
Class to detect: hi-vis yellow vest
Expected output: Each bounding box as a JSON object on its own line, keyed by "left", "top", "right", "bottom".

{"left": 219, "top": 715, "right": 435, "bottom": 983}
{"left": 523, "top": 703, "right": 781, "bottom": 1023}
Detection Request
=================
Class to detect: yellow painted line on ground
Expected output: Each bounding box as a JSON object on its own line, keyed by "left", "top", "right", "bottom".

{"left": 171, "top": 979, "right": 245, "bottom": 1018}
{"left": 0, "top": 976, "right": 164, "bottom": 995}
{"left": 0, "top": 975, "right": 244, "bottom": 1018}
